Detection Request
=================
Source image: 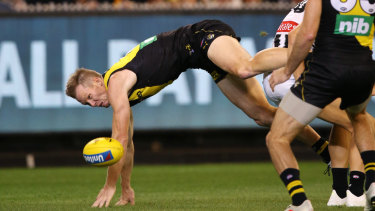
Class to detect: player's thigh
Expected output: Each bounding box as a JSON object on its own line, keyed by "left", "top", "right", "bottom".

{"left": 317, "top": 98, "right": 352, "bottom": 133}
{"left": 346, "top": 95, "right": 371, "bottom": 118}
{"left": 207, "top": 36, "right": 251, "bottom": 75}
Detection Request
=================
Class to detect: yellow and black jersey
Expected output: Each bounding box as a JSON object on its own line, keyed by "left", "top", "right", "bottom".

{"left": 314, "top": 0, "right": 375, "bottom": 64}
{"left": 290, "top": 0, "right": 375, "bottom": 110}
{"left": 102, "top": 19, "right": 239, "bottom": 106}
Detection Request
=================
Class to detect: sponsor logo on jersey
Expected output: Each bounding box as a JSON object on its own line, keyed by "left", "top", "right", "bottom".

{"left": 277, "top": 21, "right": 299, "bottom": 33}
{"left": 140, "top": 36, "right": 157, "bottom": 49}
{"left": 334, "top": 15, "right": 374, "bottom": 36}
{"left": 83, "top": 150, "right": 113, "bottom": 164}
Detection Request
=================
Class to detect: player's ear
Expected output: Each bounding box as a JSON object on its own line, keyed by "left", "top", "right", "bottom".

{"left": 93, "top": 77, "right": 103, "bottom": 86}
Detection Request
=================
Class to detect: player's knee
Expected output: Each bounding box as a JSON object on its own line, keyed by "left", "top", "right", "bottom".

{"left": 233, "top": 65, "right": 256, "bottom": 80}
{"left": 265, "top": 131, "right": 286, "bottom": 150}
{"left": 254, "top": 118, "right": 272, "bottom": 127}
{"left": 265, "top": 132, "right": 276, "bottom": 149}
{"left": 253, "top": 108, "right": 276, "bottom": 127}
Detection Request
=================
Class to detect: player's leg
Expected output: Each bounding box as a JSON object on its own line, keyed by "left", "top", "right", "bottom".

{"left": 317, "top": 98, "right": 353, "bottom": 133}
{"left": 347, "top": 138, "right": 366, "bottom": 207}
{"left": 263, "top": 67, "right": 330, "bottom": 164}
{"left": 266, "top": 91, "right": 322, "bottom": 209}
{"left": 327, "top": 124, "right": 350, "bottom": 206}
{"left": 207, "top": 36, "right": 288, "bottom": 79}
{"left": 345, "top": 98, "right": 375, "bottom": 210}
{"left": 216, "top": 74, "right": 276, "bottom": 127}
{"left": 266, "top": 107, "right": 311, "bottom": 209}
{"left": 217, "top": 74, "right": 329, "bottom": 163}
{"left": 317, "top": 98, "right": 366, "bottom": 206}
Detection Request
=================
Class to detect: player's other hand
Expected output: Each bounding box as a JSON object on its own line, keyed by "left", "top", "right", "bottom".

{"left": 92, "top": 184, "right": 116, "bottom": 208}
{"left": 115, "top": 186, "right": 135, "bottom": 206}
{"left": 269, "top": 67, "right": 291, "bottom": 91}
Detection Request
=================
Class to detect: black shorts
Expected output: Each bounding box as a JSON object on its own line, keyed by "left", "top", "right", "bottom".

{"left": 186, "top": 20, "right": 241, "bottom": 83}
{"left": 291, "top": 58, "right": 375, "bottom": 109}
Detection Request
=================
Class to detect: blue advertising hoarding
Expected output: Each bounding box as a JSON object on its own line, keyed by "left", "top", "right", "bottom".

{"left": 0, "top": 13, "right": 374, "bottom": 133}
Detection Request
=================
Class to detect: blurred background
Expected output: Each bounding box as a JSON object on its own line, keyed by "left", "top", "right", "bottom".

{"left": 0, "top": 0, "right": 374, "bottom": 168}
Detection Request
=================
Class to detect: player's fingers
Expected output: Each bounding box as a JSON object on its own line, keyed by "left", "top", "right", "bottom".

{"left": 115, "top": 199, "right": 128, "bottom": 206}
{"left": 98, "top": 199, "right": 106, "bottom": 208}
{"left": 270, "top": 80, "right": 275, "bottom": 91}
{"left": 91, "top": 199, "right": 100, "bottom": 208}
{"left": 130, "top": 198, "right": 135, "bottom": 205}
{"left": 105, "top": 198, "right": 111, "bottom": 207}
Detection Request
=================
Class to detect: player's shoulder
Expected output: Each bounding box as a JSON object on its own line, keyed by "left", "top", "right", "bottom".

{"left": 107, "top": 70, "right": 137, "bottom": 97}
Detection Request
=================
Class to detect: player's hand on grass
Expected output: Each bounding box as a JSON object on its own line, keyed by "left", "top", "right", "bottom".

{"left": 115, "top": 187, "right": 135, "bottom": 206}
{"left": 92, "top": 184, "right": 116, "bottom": 208}
{"left": 269, "top": 67, "right": 291, "bottom": 91}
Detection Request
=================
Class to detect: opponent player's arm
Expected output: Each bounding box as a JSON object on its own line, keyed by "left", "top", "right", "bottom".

{"left": 284, "top": 0, "right": 321, "bottom": 76}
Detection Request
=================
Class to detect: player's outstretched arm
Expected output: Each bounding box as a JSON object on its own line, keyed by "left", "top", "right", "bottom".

{"left": 92, "top": 70, "right": 137, "bottom": 208}
{"left": 116, "top": 111, "right": 135, "bottom": 206}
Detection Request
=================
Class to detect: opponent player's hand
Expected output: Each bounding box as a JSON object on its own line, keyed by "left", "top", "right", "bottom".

{"left": 115, "top": 186, "right": 135, "bottom": 206}
{"left": 92, "top": 184, "right": 116, "bottom": 208}
{"left": 269, "top": 67, "right": 291, "bottom": 91}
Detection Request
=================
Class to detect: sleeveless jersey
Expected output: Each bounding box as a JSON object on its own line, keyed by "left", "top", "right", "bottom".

{"left": 263, "top": 0, "right": 307, "bottom": 105}
{"left": 274, "top": 0, "right": 307, "bottom": 48}
{"left": 102, "top": 20, "right": 238, "bottom": 106}
{"left": 314, "top": 0, "right": 375, "bottom": 64}
{"left": 290, "top": 0, "right": 375, "bottom": 109}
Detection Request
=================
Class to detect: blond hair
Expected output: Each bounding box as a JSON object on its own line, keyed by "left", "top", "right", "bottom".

{"left": 65, "top": 68, "right": 102, "bottom": 99}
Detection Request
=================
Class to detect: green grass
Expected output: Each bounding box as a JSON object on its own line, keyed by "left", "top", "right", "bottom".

{"left": 0, "top": 162, "right": 363, "bottom": 210}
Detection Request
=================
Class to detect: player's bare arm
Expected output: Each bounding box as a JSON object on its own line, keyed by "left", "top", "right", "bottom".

{"left": 269, "top": 0, "right": 321, "bottom": 90}
{"left": 287, "top": 25, "right": 306, "bottom": 80}
{"left": 92, "top": 70, "right": 137, "bottom": 208}
{"left": 116, "top": 111, "right": 135, "bottom": 206}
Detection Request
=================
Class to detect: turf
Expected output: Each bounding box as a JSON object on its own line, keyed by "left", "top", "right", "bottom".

{"left": 0, "top": 162, "right": 363, "bottom": 210}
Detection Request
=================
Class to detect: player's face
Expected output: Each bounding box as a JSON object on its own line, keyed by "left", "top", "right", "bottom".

{"left": 75, "top": 77, "right": 110, "bottom": 108}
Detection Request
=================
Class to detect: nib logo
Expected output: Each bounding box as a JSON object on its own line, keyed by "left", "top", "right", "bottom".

{"left": 335, "top": 15, "right": 374, "bottom": 36}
